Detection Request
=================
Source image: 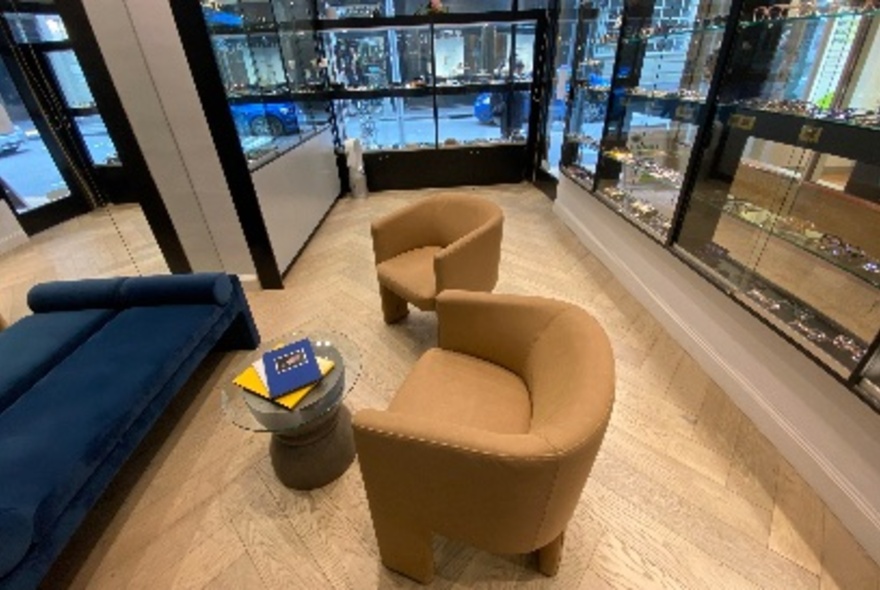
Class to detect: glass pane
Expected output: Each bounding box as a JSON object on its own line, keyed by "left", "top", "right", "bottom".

{"left": 336, "top": 96, "right": 435, "bottom": 151}
{"left": 434, "top": 24, "right": 512, "bottom": 85}
{"left": 279, "top": 31, "right": 321, "bottom": 93}
{"left": 321, "top": 26, "right": 432, "bottom": 90}
{"left": 438, "top": 91, "right": 513, "bottom": 147}
{"left": 45, "top": 50, "right": 96, "bottom": 109}
{"left": 560, "top": 0, "right": 623, "bottom": 183}
{"left": 0, "top": 60, "right": 70, "bottom": 211}
{"left": 581, "top": 0, "right": 731, "bottom": 242}
{"left": 393, "top": 0, "right": 512, "bottom": 15}
{"left": 230, "top": 100, "right": 303, "bottom": 166}
{"left": 4, "top": 13, "right": 67, "bottom": 43}
{"left": 321, "top": 0, "right": 387, "bottom": 19}
{"left": 74, "top": 114, "right": 119, "bottom": 166}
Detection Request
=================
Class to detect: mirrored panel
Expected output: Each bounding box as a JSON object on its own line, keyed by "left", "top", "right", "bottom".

{"left": 677, "top": 7, "right": 880, "bottom": 376}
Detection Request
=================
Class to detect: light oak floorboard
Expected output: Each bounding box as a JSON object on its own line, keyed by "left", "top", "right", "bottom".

{"left": 19, "top": 184, "right": 876, "bottom": 589}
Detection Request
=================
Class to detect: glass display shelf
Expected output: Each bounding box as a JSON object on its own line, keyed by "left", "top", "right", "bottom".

{"left": 678, "top": 238, "right": 871, "bottom": 375}
{"left": 619, "top": 23, "right": 727, "bottom": 44}
{"left": 737, "top": 6, "right": 880, "bottom": 29}
{"left": 721, "top": 196, "right": 880, "bottom": 289}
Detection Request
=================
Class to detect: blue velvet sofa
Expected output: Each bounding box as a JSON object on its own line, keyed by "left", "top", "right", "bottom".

{"left": 0, "top": 273, "right": 260, "bottom": 590}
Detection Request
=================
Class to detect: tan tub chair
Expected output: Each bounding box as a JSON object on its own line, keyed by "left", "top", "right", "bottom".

{"left": 370, "top": 194, "right": 503, "bottom": 323}
{"left": 353, "top": 290, "right": 615, "bottom": 583}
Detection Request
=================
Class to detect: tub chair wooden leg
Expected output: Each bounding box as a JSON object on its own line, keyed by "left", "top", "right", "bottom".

{"left": 373, "top": 515, "right": 434, "bottom": 584}
{"left": 379, "top": 284, "right": 409, "bottom": 324}
{"left": 536, "top": 531, "right": 565, "bottom": 577}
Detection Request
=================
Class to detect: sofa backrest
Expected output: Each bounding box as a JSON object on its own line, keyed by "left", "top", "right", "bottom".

{"left": 27, "top": 273, "right": 233, "bottom": 313}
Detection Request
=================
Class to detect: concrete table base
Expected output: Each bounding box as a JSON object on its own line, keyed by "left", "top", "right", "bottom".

{"left": 269, "top": 404, "right": 355, "bottom": 490}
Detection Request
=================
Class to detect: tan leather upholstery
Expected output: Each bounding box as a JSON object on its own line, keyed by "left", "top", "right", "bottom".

{"left": 353, "top": 290, "right": 616, "bottom": 583}
{"left": 371, "top": 194, "right": 503, "bottom": 322}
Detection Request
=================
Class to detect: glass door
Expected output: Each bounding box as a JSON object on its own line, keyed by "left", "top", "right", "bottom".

{"left": 0, "top": 2, "right": 127, "bottom": 234}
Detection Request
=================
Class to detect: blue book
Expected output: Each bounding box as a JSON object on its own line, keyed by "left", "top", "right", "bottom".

{"left": 262, "top": 338, "right": 323, "bottom": 398}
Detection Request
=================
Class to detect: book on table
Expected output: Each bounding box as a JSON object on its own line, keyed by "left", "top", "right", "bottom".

{"left": 233, "top": 338, "right": 334, "bottom": 410}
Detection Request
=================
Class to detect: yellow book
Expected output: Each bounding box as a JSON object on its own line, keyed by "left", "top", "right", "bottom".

{"left": 234, "top": 356, "right": 335, "bottom": 410}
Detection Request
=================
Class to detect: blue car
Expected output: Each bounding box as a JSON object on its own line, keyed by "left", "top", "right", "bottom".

{"left": 230, "top": 102, "right": 300, "bottom": 137}
{"left": 474, "top": 93, "right": 566, "bottom": 125}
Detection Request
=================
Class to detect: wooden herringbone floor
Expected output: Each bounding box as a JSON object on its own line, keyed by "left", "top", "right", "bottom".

{"left": 3, "top": 185, "right": 878, "bottom": 589}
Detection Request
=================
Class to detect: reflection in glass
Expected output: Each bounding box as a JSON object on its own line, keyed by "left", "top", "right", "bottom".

{"left": 74, "top": 115, "right": 119, "bottom": 166}
{"left": 4, "top": 13, "right": 67, "bottom": 43}
{"left": 433, "top": 24, "right": 512, "bottom": 86}
{"left": 212, "top": 33, "right": 287, "bottom": 97}
{"left": 336, "top": 96, "right": 435, "bottom": 150}
{"left": 438, "top": 92, "right": 509, "bottom": 147}
{"left": 279, "top": 31, "right": 322, "bottom": 92}
{"left": 321, "top": 26, "right": 432, "bottom": 91}
{"left": 0, "top": 60, "right": 69, "bottom": 211}
{"left": 45, "top": 50, "right": 96, "bottom": 109}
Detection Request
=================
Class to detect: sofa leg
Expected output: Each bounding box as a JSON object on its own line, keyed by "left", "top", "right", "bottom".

{"left": 372, "top": 516, "right": 433, "bottom": 584}
{"left": 379, "top": 285, "right": 409, "bottom": 324}
{"left": 536, "top": 531, "right": 564, "bottom": 577}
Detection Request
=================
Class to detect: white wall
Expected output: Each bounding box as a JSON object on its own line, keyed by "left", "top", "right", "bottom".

{"left": 555, "top": 175, "right": 880, "bottom": 564}
{"left": 82, "top": 0, "right": 257, "bottom": 283}
{"left": 0, "top": 200, "right": 26, "bottom": 256}
{"left": 251, "top": 128, "right": 340, "bottom": 271}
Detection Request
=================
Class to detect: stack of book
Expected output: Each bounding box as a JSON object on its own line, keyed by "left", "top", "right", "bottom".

{"left": 233, "top": 338, "right": 334, "bottom": 410}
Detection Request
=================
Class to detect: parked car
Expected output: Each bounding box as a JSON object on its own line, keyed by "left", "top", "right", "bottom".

{"left": 0, "top": 126, "right": 25, "bottom": 155}
{"left": 473, "top": 93, "right": 566, "bottom": 125}
{"left": 230, "top": 102, "right": 300, "bottom": 137}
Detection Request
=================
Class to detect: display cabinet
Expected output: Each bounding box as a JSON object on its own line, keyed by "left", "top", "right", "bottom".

{"left": 563, "top": 0, "right": 736, "bottom": 241}
{"left": 324, "top": 13, "right": 541, "bottom": 158}
{"left": 676, "top": 3, "right": 880, "bottom": 388}
{"left": 202, "top": 0, "right": 333, "bottom": 169}
{"left": 560, "top": 1, "right": 880, "bottom": 411}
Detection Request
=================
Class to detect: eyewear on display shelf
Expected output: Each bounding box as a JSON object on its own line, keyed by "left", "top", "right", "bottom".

{"left": 751, "top": 0, "right": 879, "bottom": 21}
{"left": 789, "top": 318, "right": 829, "bottom": 344}
{"left": 833, "top": 336, "right": 867, "bottom": 362}
{"left": 747, "top": 288, "right": 782, "bottom": 312}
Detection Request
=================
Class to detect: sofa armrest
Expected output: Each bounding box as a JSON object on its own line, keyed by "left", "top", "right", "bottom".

{"left": 434, "top": 214, "right": 502, "bottom": 293}
{"left": 353, "top": 408, "right": 559, "bottom": 551}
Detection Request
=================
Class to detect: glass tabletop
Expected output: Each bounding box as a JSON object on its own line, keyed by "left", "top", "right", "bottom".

{"left": 221, "top": 331, "right": 361, "bottom": 434}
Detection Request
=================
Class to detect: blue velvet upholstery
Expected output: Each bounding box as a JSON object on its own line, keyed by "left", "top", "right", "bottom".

{"left": 27, "top": 278, "right": 125, "bottom": 313}
{"left": 119, "top": 273, "right": 232, "bottom": 307}
{"left": 0, "top": 309, "right": 115, "bottom": 414}
{"left": 0, "top": 273, "right": 259, "bottom": 590}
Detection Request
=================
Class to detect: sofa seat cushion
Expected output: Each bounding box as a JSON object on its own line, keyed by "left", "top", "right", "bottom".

{"left": 0, "top": 304, "right": 224, "bottom": 576}
{"left": 376, "top": 246, "right": 441, "bottom": 310}
{"left": 389, "top": 348, "right": 531, "bottom": 435}
{"left": 0, "top": 309, "right": 115, "bottom": 414}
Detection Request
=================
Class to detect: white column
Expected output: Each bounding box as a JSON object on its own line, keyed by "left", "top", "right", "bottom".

{"left": 81, "top": 0, "right": 258, "bottom": 284}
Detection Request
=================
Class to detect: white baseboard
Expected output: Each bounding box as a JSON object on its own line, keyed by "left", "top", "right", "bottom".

{"left": 554, "top": 175, "right": 880, "bottom": 564}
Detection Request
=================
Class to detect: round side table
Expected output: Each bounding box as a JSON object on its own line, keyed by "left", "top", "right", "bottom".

{"left": 222, "top": 332, "right": 361, "bottom": 490}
